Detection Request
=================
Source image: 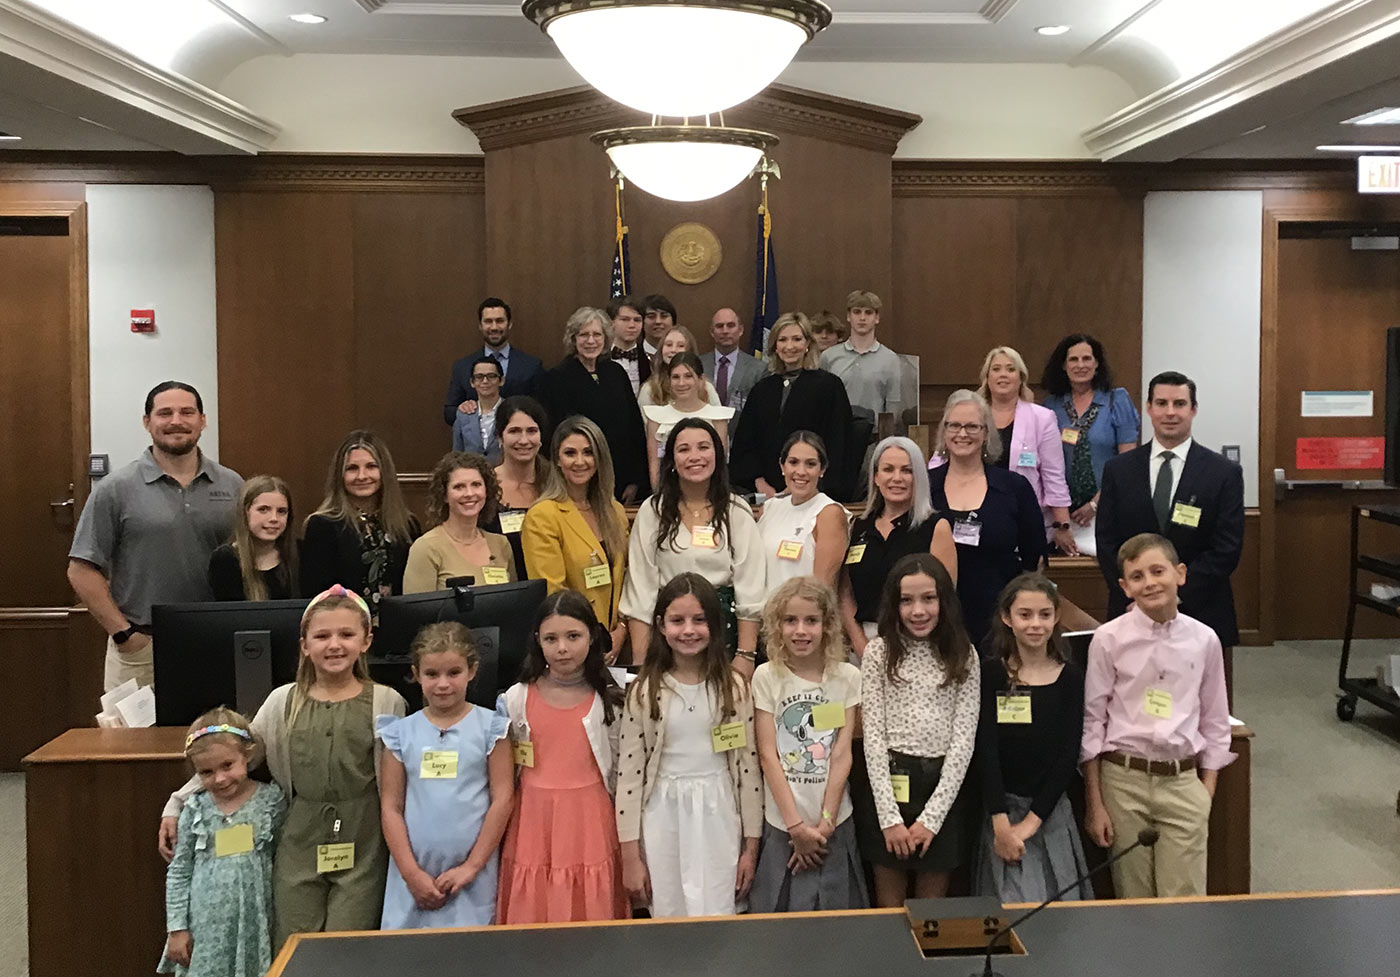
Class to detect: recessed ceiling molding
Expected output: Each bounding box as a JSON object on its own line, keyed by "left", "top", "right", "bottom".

{"left": 205, "top": 0, "right": 293, "bottom": 54}
{"left": 0, "top": 1, "right": 280, "bottom": 154}
{"left": 353, "top": 0, "right": 521, "bottom": 13}
{"left": 357, "top": 1, "right": 1023, "bottom": 24}
{"left": 1083, "top": 0, "right": 1400, "bottom": 161}
{"left": 1072, "top": 0, "right": 1166, "bottom": 65}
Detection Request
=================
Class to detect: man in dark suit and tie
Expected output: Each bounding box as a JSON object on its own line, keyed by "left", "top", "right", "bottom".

{"left": 1096, "top": 371, "right": 1245, "bottom": 690}
{"left": 442, "top": 296, "right": 544, "bottom": 426}
{"left": 701, "top": 307, "right": 765, "bottom": 415}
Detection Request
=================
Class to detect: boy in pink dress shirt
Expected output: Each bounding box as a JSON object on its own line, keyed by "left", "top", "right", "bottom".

{"left": 1081, "top": 532, "right": 1234, "bottom": 898}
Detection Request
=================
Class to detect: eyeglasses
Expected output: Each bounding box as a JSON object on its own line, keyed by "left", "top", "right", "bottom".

{"left": 944, "top": 422, "right": 986, "bottom": 434}
{"left": 471, "top": 373, "right": 502, "bottom": 383}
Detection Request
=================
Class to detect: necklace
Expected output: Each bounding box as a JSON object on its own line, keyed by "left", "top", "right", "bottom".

{"left": 670, "top": 676, "right": 706, "bottom": 712}
{"left": 546, "top": 669, "right": 587, "bottom": 687}
{"left": 444, "top": 525, "right": 483, "bottom": 546}
{"left": 683, "top": 499, "right": 711, "bottom": 522}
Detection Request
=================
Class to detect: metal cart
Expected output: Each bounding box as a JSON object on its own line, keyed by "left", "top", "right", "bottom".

{"left": 1338, "top": 504, "right": 1400, "bottom": 721}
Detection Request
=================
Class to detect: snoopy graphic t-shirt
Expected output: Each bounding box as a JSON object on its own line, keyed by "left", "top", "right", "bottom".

{"left": 751, "top": 661, "right": 863, "bottom": 830}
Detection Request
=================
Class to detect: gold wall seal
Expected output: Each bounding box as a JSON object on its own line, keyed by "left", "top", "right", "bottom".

{"left": 660, "top": 222, "right": 722, "bottom": 285}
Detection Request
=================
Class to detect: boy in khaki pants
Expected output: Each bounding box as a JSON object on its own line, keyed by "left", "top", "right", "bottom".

{"left": 1081, "top": 532, "right": 1234, "bottom": 897}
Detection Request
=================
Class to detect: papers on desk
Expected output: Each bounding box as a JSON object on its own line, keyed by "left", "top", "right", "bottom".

{"left": 1071, "top": 517, "right": 1096, "bottom": 558}
{"left": 609, "top": 667, "right": 637, "bottom": 687}
{"left": 1229, "top": 716, "right": 1244, "bottom": 727}
{"left": 95, "top": 679, "right": 155, "bottom": 728}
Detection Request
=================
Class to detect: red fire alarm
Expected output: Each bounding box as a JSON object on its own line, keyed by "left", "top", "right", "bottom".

{"left": 130, "top": 309, "right": 155, "bottom": 333}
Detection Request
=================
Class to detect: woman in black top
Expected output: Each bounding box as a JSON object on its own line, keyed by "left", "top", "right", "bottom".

{"left": 973, "top": 572, "right": 1089, "bottom": 904}
{"left": 927, "top": 390, "right": 1045, "bottom": 650}
{"left": 485, "top": 395, "right": 550, "bottom": 580}
{"left": 300, "top": 430, "right": 421, "bottom": 619}
{"left": 208, "top": 474, "right": 297, "bottom": 601}
{"left": 730, "top": 312, "right": 854, "bottom": 501}
{"left": 839, "top": 436, "right": 957, "bottom": 660}
{"left": 537, "top": 306, "right": 648, "bottom": 503}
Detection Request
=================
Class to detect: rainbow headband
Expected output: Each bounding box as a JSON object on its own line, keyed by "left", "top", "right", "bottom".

{"left": 185, "top": 724, "right": 252, "bottom": 751}
{"left": 302, "top": 584, "right": 372, "bottom": 628}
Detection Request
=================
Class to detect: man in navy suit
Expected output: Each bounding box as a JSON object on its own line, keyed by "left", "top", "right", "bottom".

{"left": 452, "top": 358, "right": 504, "bottom": 463}
{"left": 1096, "top": 371, "right": 1245, "bottom": 655}
{"left": 442, "top": 297, "right": 544, "bottom": 425}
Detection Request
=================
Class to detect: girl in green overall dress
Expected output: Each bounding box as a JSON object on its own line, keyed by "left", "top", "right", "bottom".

{"left": 159, "top": 585, "right": 406, "bottom": 946}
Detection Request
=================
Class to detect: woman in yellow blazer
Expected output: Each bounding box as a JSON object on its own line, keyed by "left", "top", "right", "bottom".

{"left": 522, "top": 416, "right": 630, "bottom": 663}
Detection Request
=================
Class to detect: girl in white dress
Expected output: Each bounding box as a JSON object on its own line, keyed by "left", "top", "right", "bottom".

{"left": 638, "top": 326, "right": 721, "bottom": 407}
{"left": 643, "top": 352, "right": 734, "bottom": 491}
{"left": 615, "top": 573, "right": 763, "bottom": 918}
{"left": 756, "top": 431, "right": 849, "bottom": 590}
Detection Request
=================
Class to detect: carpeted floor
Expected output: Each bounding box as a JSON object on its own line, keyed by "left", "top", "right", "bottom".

{"left": 0, "top": 641, "right": 1395, "bottom": 976}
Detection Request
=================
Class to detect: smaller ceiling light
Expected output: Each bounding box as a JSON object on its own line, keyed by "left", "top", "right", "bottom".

{"left": 289, "top": 13, "right": 328, "bottom": 25}
{"left": 0, "top": 131, "right": 21, "bottom": 141}
{"left": 1036, "top": 25, "right": 1071, "bottom": 36}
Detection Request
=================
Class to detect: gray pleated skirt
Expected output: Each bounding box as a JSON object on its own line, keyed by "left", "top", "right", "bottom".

{"left": 749, "top": 818, "right": 869, "bottom": 913}
{"left": 973, "top": 792, "right": 1093, "bottom": 904}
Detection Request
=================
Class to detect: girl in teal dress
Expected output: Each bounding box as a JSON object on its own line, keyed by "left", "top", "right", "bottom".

{"left": 160, "top": 707, "right": 286, "bottom": 977}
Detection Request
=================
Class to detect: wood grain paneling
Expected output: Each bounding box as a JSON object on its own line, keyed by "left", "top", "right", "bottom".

{"left": 0, "top": 608, "right": 103, "bottom": 770}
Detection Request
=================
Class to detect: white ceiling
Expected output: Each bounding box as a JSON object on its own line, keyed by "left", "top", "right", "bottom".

{"left": 2, "top": 0, "right": 1400, "bottom": 159}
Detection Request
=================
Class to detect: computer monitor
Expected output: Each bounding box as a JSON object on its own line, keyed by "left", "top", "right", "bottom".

{"left": 1062, "top": 629, "right": 1095, "bottom": 671}
{"left": 375, "top": 576, "right": 548, "bottom": 699}
{"left": 152, "top": 599, "right": 306, "bottom": 727}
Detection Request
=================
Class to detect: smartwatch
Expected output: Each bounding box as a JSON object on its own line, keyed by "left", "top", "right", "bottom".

{"left": 112, "top": 626, "right": 139, "bottom": 645}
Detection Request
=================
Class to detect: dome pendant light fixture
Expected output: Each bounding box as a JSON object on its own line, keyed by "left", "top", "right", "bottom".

{"left": 592, "top": 124, "right": 777, "bottom": 202}
{"left": 523, "top": 0, "right": 832, "bottom": 117}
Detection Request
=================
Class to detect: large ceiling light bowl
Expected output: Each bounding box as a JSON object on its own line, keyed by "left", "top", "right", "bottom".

{"left": 593, "top": 125, "right": 777, "bottom": 202}
{"left": 525, "top": 1, "right": 832, "bottom": 117}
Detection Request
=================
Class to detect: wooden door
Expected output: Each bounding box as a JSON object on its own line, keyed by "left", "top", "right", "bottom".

{"left": 1273, "top": 233, "right": 1400, "bottom": 639}
{"left": 0, "top": 216, "right": 78, "bottom": 605}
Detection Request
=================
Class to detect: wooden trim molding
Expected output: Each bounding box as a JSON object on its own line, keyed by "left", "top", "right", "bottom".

{"left": 891, "top": 159, "right": 1357, "bottom": 196}
{"left": 455, "top": 84, "right": 922, "bottom": 154}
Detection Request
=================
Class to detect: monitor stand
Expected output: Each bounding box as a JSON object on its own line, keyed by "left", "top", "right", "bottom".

{"left": 233, "top": 629, "right": 274, "bottom": 718}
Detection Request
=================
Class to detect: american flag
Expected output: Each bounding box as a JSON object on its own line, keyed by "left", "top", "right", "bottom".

{"left": 611, "top": 181, "right": 631, "bottom": 299}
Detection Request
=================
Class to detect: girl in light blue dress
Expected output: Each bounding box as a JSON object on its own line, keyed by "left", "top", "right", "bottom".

{"left": 159, "top": 707, "right": 286, "bottom": 977}
{"left": 378, "top": 621, "right": 514, "bottom": 929}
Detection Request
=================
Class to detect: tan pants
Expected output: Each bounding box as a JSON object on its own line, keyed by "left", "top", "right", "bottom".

{"left": 103, "top": 635, "right": 154, "bottom": 692}
{"left": 1100, "top": 759, "right": 1211, "bottom": 898}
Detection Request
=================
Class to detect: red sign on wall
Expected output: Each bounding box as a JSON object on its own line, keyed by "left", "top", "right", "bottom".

{"left": 130, "top": 309, "right": 155, "bottom": 333}
{"left": 1296, "top": 436, "right": 1385, "bottom": 470}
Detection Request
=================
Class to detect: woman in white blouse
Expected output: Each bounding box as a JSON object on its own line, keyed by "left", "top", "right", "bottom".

{"left": 643, "top": 351, "right": 734, "bottom": 491}
{"left": 638, "top": 326, "right": 721, "bottom": 408}
{"left": 756, "top": 430, "right": 848, "bottom": 590}
{"left": 621, "top": 418, "right": 765, "bottom": 676}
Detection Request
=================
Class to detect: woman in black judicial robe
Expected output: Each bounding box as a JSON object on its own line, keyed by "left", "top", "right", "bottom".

{"left": 730, "top": 312, "right": 854, "bottom": 502}
{"left": 537, "top": 306, "right": 649, "bottom": 503}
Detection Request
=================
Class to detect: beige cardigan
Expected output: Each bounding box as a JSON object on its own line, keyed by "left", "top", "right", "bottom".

{"left": 614, "top": 675, "right": 763, "bottom": 845}
{"left": 162, "top": 682, "right": 407, "bottom": 818}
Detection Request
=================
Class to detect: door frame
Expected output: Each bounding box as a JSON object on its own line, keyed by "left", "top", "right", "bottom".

{"left": 0, "top": 199, "right": 90, "bottom": 519}
{"left": 1259, "top": 189, "right": 1400, "bottom": 645}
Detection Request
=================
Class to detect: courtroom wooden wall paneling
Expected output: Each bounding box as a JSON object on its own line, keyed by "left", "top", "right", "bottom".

{"left": 215, "top": 191, "right": 358, "bottom": 522}
{"left": 0, "top": 610, "right": 99, "bottom": 769}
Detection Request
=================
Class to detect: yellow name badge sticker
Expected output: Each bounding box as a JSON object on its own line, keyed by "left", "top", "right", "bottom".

{"left": 777, "top": 539, "right": 804, "bottom": 561}
{"left": 420, "top": 749, "right": 459, "bottom": 779}
{"left": 1145, "top": 687, "right": 1173, "bottom": 720}
{"left": 810, "top": 701, "right": 845, "bottom": 731}
{"left": 583, "top": 562, "right": 612, "bottom": 588}
{"left": 996, "top": 694, "right": 1032, "bottom": 724}
{"left": 1061, "top": 428, "right": 1080, "bottom": 445}
{"left": 711, "top": 721, "right": 746, "bottom": 753}
{"left": 480, "top": 566, "right": 510, "bottom": 585}
{"left": 214, "top": 823, "right": 254, "bottom": 857}
{"left": 317, "top": 843, "right": 355, "bottom": 874}
{"left": 890, "top": 774, "right": 911, "bottom": 804}
{"left": 1171, "top": 502, "right": 1202, "bottom": 528}
{"left": 498, "top": 511, "right": 526, "bottom": 534}
{"left": 691, "top": 525, "right": 718, "bottom": 549}
{"left": 844, "top": 543, "right": 867, "bottom": 565}
{"left": 512, "top": 740, "right": 535, "bottom": 767}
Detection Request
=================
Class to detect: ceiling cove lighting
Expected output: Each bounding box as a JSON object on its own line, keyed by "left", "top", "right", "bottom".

{"left": 592, "top": 125, "right": 777, "bottom": 202}
{"left": 1035, "top": 25, "right": 1070, "bottom": 36}
{"left": 289, "top": 13, "right": 328, "bottom": 25}
{"left": 1317, "top": 145, "right": 1400, "bottom": 152}
{"left": 1344, "top": 108, "right": 1400, "bottom": 126}
{"left": 523, "top": 1, "right": 832, "bottom": 117}
{"left": 0, "top": 132, "right": 21, "bottom": 141}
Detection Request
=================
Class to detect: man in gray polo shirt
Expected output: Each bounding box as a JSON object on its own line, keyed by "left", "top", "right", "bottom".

{"left": 819, "top": 289, "right": 903, "bottom": 424}
{"left": 68, "top": 381, "right": 242, "bottom": 691}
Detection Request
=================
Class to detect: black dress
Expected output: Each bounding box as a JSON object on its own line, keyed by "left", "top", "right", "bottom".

{"left": 300, "top": 512, "right": 419, "bottom": 615}
{"left": 207, "top": 543, "right": 295, "bottom": 601}
{"left": 927, "top": 464, "right": 1045, "bottom": 650}
{"left": 538, "top": 356, "right": 649, "bottom": 501}
{"left": 729, "top": 368, "right": 853, "bottom": 501}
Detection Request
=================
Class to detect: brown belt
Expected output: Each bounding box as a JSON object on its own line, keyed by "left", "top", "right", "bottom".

{"left": 1102, "top": 750, "right": 1196, "bottom": 776}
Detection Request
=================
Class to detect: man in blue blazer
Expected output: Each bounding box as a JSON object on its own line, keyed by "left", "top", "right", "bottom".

{"left": 442, "top": 297, "right": 544, "bottom": 425}
{"left": 1096, "top": 371, "right": 1245, "bottom": 651}
{"left": 452, "top": 358, "right": 504, "bottom": 463}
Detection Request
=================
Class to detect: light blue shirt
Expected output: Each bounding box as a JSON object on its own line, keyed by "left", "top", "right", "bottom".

{"left": 1044, "top": 387, "right": 1141, "bottom": 489}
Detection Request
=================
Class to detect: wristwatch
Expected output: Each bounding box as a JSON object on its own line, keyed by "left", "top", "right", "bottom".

{"left": 112, "top": 626, "right": 139, "bottom": 645}
{"left": 1051, "top": 521, "right": 1071, "bottom": 531}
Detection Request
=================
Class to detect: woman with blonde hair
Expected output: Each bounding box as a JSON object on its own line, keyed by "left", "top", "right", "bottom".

{"left": 209, "top": 475, "right": 298, "bottom": 601}
{"left": 404, "top": 451, "right": 515, "bottom": 593}
{"left": 730, "top": 312, "right": 854, "bottom": 500}
{"left": 537, "top": 306, "right": 648, "bottom": 503}
{"left": 638, "top": 324, "right": 722, "bottom": 408}
{"left": 522, "top": 416, "right": 632, "bottom": 662}
{"left": 301, "top": 431, "right": 420, "bottom": 616}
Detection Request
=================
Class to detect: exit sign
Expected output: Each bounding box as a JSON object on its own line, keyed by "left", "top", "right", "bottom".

{"left": 1358, "top": 156, "right": 1400, "bottom": 193}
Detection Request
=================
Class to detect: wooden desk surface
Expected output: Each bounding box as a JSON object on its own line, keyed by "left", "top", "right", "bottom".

{"left": 23, "top": 726, "right": 186, "bottom": 764}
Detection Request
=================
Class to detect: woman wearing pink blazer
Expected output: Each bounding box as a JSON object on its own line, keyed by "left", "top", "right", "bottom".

{"left": 932, "top": 347, "right": 1074, "bottom": 555}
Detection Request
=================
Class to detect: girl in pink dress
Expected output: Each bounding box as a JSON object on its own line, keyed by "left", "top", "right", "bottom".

{"left": 497, "top": 589, "right": 628, "bottom": 923}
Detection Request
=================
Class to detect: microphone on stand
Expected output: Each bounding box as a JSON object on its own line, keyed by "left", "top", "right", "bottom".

{"left": 973, "top": 826, "right": 1159, "bottom": 977}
